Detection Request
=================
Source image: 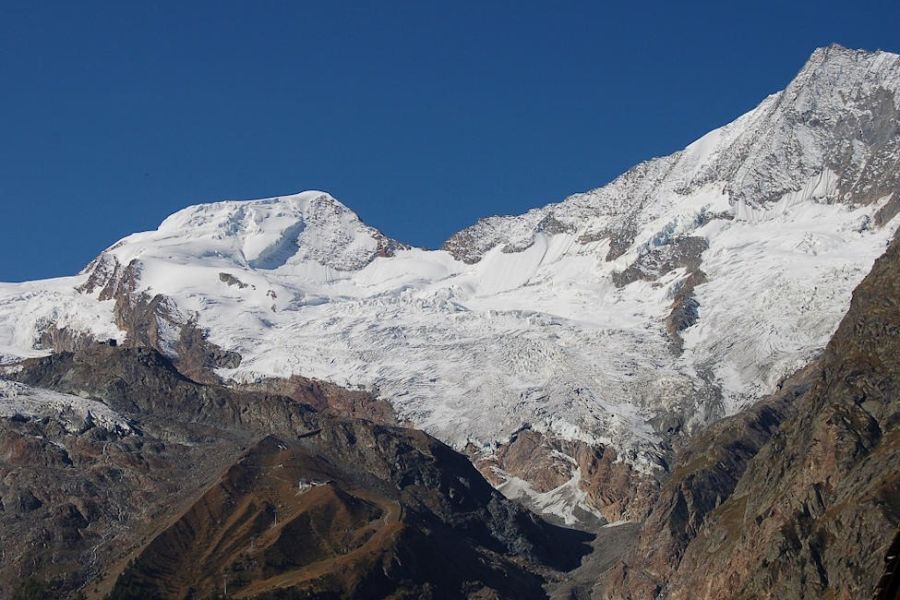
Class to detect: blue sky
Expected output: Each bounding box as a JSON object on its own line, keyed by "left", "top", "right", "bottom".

{"left": 1, "top": 1, "right": 898, "bottom": 281}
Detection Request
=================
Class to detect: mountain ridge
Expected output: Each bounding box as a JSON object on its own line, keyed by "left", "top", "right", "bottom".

{"left": 1, "top": 44, "right": 898, "bottom": 525}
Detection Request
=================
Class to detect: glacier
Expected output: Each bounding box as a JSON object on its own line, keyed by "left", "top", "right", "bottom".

{"left": 0, "top": 45, "right": 898, "bottom": 506}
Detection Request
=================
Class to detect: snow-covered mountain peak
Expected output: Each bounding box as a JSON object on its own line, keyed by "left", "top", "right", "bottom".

{"left": 155, "top": 190, "right": 335, "bottom": 237}
{"left": 444, "top": 46, "right": 900, "bottom": 265}
{"left": 101, "top": 190, "right": 404, "bottom": 274}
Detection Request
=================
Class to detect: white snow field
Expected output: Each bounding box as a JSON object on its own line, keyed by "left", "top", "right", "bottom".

{"left": 0, "top": 45, "right": 898, "bottom": 490}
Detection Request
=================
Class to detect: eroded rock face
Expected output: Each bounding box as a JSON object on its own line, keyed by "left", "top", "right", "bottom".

{"left": 478, "top": 429, "right": 576, "bottom": 494}
{"left": 0, "top": 395, "right": 244, "bottom": 597}
{"left": 572, "top": 442, "right": 660, "bottom": 524}
{"left": 34, "top": 324, "right": 98, "bottom": 354}
{"left": 87, "top": 257, "right": 244, "bottom": 383}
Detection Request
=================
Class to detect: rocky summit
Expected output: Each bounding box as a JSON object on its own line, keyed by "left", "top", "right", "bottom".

{"left": 0, "top": 44, "right": 899, "bottom": 599}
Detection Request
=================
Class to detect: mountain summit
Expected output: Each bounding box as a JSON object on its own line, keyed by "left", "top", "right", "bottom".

{"left": 91, "top": 190, "right": 404, "bottom": 274}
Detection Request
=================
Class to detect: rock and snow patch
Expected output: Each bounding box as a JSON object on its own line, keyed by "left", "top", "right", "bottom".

{"left": 0, "top": 380, "right": 132, "bottom": 435}
{"left": 496, "top": 464, "right": 606, "bottom": 527}
{"left": 0, "top": 276, "right": 123, "bottom": 363}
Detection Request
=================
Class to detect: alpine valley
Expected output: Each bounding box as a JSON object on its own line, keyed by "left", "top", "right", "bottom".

{"left": 1, "top": 45, "right": 898, "bottom": 599}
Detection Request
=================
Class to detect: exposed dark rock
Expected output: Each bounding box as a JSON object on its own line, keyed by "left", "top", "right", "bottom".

{"left": 76, "top": 252, "right": 129, "bottom": 300}
{"left": 875, "top": 193, "right": 900, "bottom": 227}
{"left": 610, "top": 235, "right": 710, "bottom": 353}
{"left": 604, "top": 223, "right": 640, "bottom": 262}
{"left": 537, "top": 213, "right": 576, "bottom": 235}
{"left": 235, "top": 374, "right": 399, "bottom": 425}
{"left": 611, "top": 236, "right": 708, "bottom": 288}
{"left": 218, "top": 272, "right": 251, "bottom": 289}
{"left": 174, "top": 318, "right": 243, "bottom": 380}
{"left": 77, "top": 254, "right": 246, "bottom": 384}
{"left": 875, "top": 529, "right": 900, "bottom": 600}
{"left": 665, "top": 269, "right": 708, "bottom": 354}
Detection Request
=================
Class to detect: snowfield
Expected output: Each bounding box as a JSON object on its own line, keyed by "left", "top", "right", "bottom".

{"left": 0, "top": 45, "right": 898, "bottom": 483}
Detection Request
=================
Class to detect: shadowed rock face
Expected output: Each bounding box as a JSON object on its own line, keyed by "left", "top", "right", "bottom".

{"left": 598, "top": 232, "right": 900, "bottom": 600}
{"left": 2, "top": 345, "right": 592, "bottom": 599}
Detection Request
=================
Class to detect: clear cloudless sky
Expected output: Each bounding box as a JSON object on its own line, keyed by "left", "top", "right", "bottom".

{"left": 1, "top": 0, "right": 898, "bottom": 281}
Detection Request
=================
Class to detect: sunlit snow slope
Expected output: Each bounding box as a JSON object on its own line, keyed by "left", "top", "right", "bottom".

{"left": 1, "top": 45, "right": 898, "bottom": 473}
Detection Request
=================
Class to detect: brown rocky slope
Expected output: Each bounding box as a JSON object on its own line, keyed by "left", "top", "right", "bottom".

{"left": 2, "top": 345, "right": 592, "bottom": 599}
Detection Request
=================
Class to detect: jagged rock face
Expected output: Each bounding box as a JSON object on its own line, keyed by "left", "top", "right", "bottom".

{"left": 0, "top": 46, "right": 898, "bottom": 526}
{"left": 599, "top": 231, "right": 900, "bottom": 600}
{"left": 1, "top": 345, "right": 591, "bottom": 599}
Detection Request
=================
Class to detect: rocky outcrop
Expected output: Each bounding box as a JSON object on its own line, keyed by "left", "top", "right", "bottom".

{"left": 572, "top": 442, "right": 661, "bottom": 524}
{"left": 664, "top": 270, "right": 707, "bottom": 353}
{"left": 610, "top": 235, "right": 710, "bottom": 354}
{"left": 34, "top": 323, "right": 100, "bottom": 353}
{"left": 83, "top": 256, "right": 243, "bottom": 383}
{"left": 611, "top": 236, "right": 707, "bottom": 288}
{"left": 234, "top": 374, "right": 399, "bottom": 425}
{"left": 218, "top": 271, "right": 251, "bottom": 289}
